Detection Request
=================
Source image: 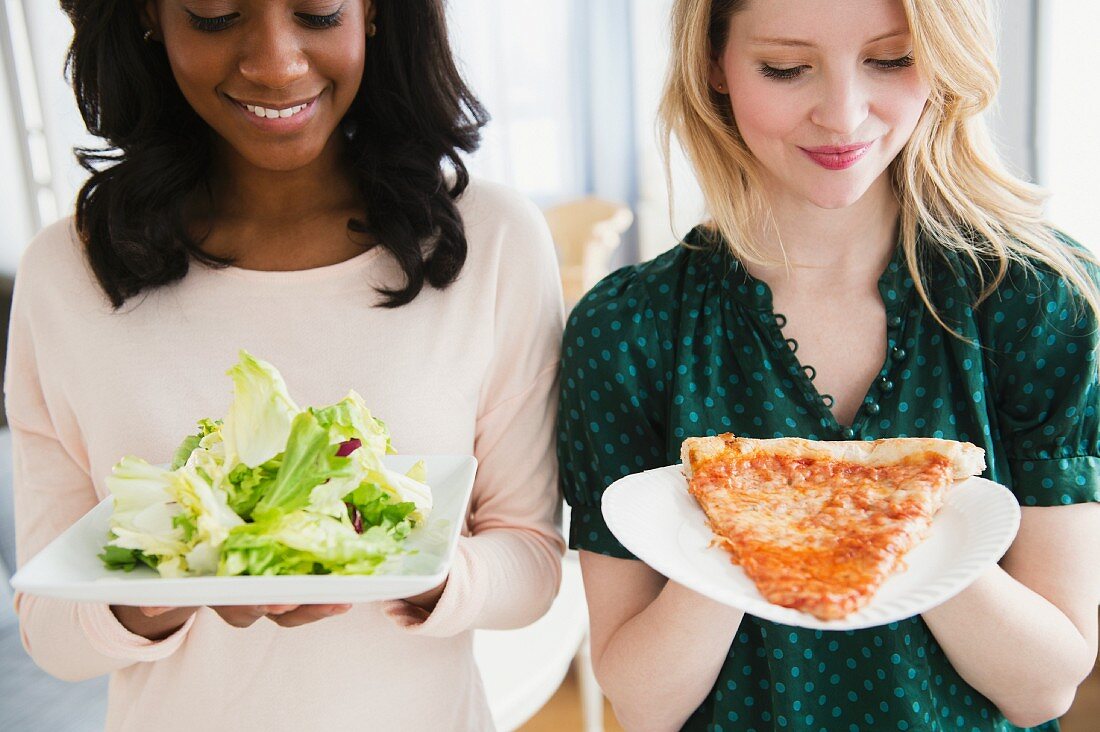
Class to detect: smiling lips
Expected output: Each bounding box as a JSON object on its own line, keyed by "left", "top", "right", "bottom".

{"left": 800, "top": 142, "right": 873, "bottom": 170}
{"left": 244, "top": 102, "right": 310, "bottom": 119}
{"left": 228, "top": 93, "right": 320, "bottom": 132}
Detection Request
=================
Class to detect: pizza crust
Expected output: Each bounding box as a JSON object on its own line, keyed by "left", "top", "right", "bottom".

{"left": 681, "top": 434, "right": 985, "bottom": 482}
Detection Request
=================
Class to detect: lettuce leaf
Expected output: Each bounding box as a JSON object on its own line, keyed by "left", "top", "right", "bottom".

{"left": 170, "top": 418, "right": 223, "bottom": 470}
{"left": 98, "top": 545, "right": 159, "bottom": 572}
{"left": 225, "top": 458, "right": 281, "bottom": 520}
{"left": 222, "top": 351, "right": 301, "bottom": 468}
{"left": 346, "top": 482, "right": 417, "bottom": 537}
{"left": 102, "top": 457, "right": 188, "bottom": 564}
{"left": 250, "top": 411, "right": 354, "bottom": 521}
{"left": 220, "top": 511, "right": 403, "bottom": 576}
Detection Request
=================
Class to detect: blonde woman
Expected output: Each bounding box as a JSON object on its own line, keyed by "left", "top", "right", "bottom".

{"left": 558, "top": 0, "right": 1100, "bottom": 730}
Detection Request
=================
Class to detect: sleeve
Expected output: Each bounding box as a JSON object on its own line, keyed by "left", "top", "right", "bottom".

{"left": 386, "top": 188, "right": 566, "bottom": 637}
{"left": 5, "top": 256, "right": 194, "bottom": 682}
{"left": 984, "top": 252, "right": 1100, "bottom": 507}
{"left": 556, "top": 267, "right": 669, "bottom": 560}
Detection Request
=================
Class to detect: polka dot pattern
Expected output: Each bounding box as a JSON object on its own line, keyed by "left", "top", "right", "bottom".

{"left": 557, "top": 227, "right": 1098, "bottom": 731}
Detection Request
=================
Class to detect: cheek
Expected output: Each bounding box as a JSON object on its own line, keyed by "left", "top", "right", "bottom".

{"left": 164, "top": 44, "right": 224, "bottom": 100}
{"left": 880, "top": 76, "right": 931, "bottom": 138}
{"left": 728, "top": 81, "right": 804, "bottom": 150}
{"left": 314, "top": 31, "right": 367, "bottom": 88}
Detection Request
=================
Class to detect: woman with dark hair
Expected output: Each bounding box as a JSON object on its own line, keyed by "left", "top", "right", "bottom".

{"left": 6, "top": 2, "right": 564, "bottom": 729}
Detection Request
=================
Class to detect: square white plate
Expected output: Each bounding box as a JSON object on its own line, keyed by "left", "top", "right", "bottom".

{"left": 11, "top": 455, "right": 477, "bottom": 606}
{"left": 602, "top": 464, "right": 1021, "bottom": 630}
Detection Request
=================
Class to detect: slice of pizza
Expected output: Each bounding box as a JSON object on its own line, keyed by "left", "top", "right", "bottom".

{"left": 680, "top": 434, "right": 985, "bottom": 620}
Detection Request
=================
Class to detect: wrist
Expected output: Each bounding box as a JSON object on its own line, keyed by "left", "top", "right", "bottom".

{"left": 111, "top": 605, "right": 196, "bottom": 640}
{"left": 404, "top": 579, "right": 447, "bottom": 612}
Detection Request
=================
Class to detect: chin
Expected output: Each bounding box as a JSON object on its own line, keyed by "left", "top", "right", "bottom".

{"left": 805, "top": 194, "right": 860, "bottom": 210}
{"left": 803, "top": 182, "right": 875, "bottom": 210}
{"left": 240, "top": 144, "right": 327, "bottom": 173}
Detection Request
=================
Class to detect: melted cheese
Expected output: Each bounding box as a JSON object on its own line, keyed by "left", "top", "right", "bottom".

{"left": 688, "top": 452, "right": 952, "bottom": 620}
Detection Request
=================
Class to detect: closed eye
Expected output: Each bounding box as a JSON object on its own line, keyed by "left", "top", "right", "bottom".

{"left": 296, "top": 10, "right": 344, "bottom": 29}
{"left": 868, "top": 55, "right": 915, "bottom": 70}
{"left": 184, "top": 7, "right": 346, "bottom": 33}
{"left": 186, "top": 10, "right": 238, "bottom": 33}
{"left": 758, "top": 54, "right": 915, "bottom": 82}
{"left": 758, "top": 64, "right": 809, "bottom": 81}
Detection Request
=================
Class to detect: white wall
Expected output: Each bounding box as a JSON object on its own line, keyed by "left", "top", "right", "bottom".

{"left": 1039, "top": 2, "right": 1100, "bottom": 248}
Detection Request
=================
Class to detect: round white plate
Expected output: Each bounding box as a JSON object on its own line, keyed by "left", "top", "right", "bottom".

{"left": 602, "top": 464, "right": 1021, "bottom": 630}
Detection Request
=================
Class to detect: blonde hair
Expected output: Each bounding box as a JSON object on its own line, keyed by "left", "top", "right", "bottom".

{"left": 659, "top": 0, "right": 1100, "bottom": 331}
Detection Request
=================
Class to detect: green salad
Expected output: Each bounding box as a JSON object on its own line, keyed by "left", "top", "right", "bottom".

{"left": 99, "top": 351, "right": 431, "bottom": 577}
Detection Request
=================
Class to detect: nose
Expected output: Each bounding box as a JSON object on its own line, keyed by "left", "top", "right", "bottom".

{"left": 809, "top": 69, "right": 869, "bottom": 137}
{"left": 237, "top": 17, "right": 309, "bottom": 90}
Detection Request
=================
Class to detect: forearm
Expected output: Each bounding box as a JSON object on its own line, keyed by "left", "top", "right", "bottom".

{"left": 922, "top": 565, "right": 1095, "bottom": 727}
{"left": 15, "top": 593, "right": 194, "bottom": 681}
{"left": 596, "top": 581, "right": 744, "bottom": 732}
{"left": 388, "top": 527, "right": 563, "bottom": 636}
{"left": 458, "top": 528, "right": 563, "bottom": 629}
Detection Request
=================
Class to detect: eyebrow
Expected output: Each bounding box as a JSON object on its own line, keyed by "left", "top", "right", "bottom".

{"left": 749, "top": 29, "right": 910, "bottom": 48}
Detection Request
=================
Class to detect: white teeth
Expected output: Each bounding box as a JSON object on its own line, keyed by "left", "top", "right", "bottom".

{"left": 243, "top": 102, "right": 309, "bottom": 120}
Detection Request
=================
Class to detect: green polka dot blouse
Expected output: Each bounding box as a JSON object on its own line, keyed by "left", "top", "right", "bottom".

{"left": 557, "top": 226, "right": 1099, "bottom": 732}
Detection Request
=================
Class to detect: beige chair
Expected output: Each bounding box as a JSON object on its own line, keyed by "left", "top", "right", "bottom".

{"left": 544, "top": 197, "right": 634, "bottom": 306}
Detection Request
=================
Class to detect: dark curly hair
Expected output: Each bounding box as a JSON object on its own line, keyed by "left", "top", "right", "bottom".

{"left": 59, "top": 0, "right": 489, "bottom": 308}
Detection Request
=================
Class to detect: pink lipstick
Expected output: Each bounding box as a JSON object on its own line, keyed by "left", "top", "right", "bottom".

{"left": 800, "top": 142, "right": 873, "bottom": 171}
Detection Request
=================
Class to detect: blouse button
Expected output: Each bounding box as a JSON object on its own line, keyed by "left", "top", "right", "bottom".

{"left": 880, "top": 378, "right": 895, "bottom": 392}
{"left": 892, "top": 347, "right": 907, "bottom": 361}
{"left": 866, "top": 402, "right": 881, "bottom": 415}
{"left": 888, "top": 314, "right": 902, "bottom": 328}
{"left": 842, "top": 427, "right": 856, "bottom": 439}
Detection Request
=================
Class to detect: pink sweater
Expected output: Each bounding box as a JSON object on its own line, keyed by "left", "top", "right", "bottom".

{"left": 6, "top": 179, "right": 565, "bottom": 731}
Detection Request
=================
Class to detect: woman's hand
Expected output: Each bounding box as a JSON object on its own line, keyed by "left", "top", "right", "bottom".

{"left": 112, "top": 603, "right": 352, "bottom": 639}
{"left": 381, "top": 580, "right": 448, "bottom": 628}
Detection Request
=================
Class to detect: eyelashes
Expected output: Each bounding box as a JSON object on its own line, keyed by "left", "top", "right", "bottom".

{"left": 758, "top": 55, "right": 915, "bottom": 81}
{"left": 185, "top": 8, "right": 345, "bottom": 33}
{"left": 758, "top": 64, "right": 807, "bottom": 81}
{"left": 297, "top": 10, "right": 344, "bottom": 29}
{"left": 870, "top": 55, "right": 915, "bottom": 71}
{"left": 186, "top": 11, "right": 238, "bottom": 32}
